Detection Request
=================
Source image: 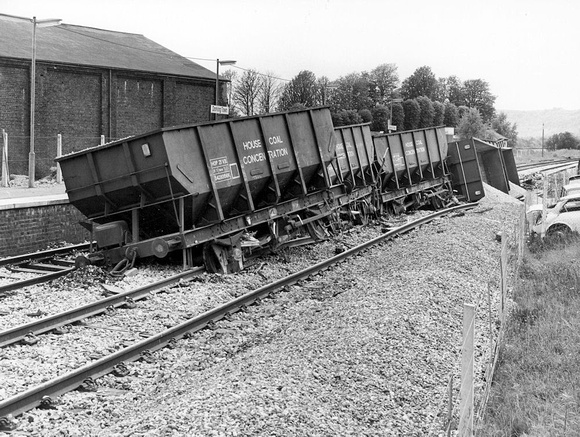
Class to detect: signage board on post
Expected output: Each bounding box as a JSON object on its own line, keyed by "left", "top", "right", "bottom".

{"left": 210, "top": 105, "right": 230, "bottom": 115}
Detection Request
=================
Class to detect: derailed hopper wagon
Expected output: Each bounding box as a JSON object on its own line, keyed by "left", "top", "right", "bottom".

{"left": 56, "top": 107, "right": 363, "bottom": 273}
{"left": 57, "top": 107, "right": 484, "bottom": 273}
{"left": 371, "top": 126, "right": 455, "bottom": 212}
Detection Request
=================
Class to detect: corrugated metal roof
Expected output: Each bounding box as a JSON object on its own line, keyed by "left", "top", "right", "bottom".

{"left": 0, "top": 17, "right": 215, "bottom": 80}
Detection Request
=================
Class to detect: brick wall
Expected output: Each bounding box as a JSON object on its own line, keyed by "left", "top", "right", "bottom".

{"left": 0, "top": 202, "right": 89, "bottom": 257}
{"left": 0, "top": 59, "right": 215, "bottom": 178}
{"left": 0, "top": 63, "right": 29, "bottom": 176}
{"left": 36, "top": 67, "right": 103, "bottom": 174}
{"left": 115, "top": 76, "right": 163, "bottom": 138}
{"left": 175, "top": 80, "right": 215, "bottom": 125}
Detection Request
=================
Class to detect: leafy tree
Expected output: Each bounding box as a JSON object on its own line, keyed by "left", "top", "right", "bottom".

{"left": 432, "top": 101, "right": 445, "bottom": 126}
{"left": 437, "top": 75, "right": 464, "bottom": 106}
{"left": 491, "top": 112, "right": 518, "bottom": 147}
{"left": 402, "top": 99, "right": 421, "bottom": 131}
{"left": 457, "top": 105, "right": 470, "bottom": 121}
{"left": 370, "top": 105, "right": 390, "bottom": 132}
{"left": 257, "top": 72, "right": 282, "bottom": 114}
{"left": 368, "top": 63, "right": 399, "bottom": 106}
{"left": 278, "top": 70, "right": 320, "bottom": 111}
{"left": 391, "top": 102, "right": 404, "bottom": 132}
{"left": 457, "top": 108, "right": 488, "bottom": 140}
{"left": 332, "top": 109, "right": 363, "bottom": 127}
{"left": 443, "top": 101, "right": 459, "bottom": 127}
{"left": 232, "top": 69, "right": 262, "bottom": 116}
{"left": 416, "top": 96, "right": 435, "bottom": 128}
{"left": 462, "top": 79, "right": 496, "bottom": 122}
{"left": 330, "top": 72, "right": 372, "bottom": 112}
{"left": 401, "top": 66, "right": 439, "bottom": 100}
{"left": 318, "top": 76, "right": 333, "bottom": 105}
{"left": 358, "top": 109, "right": 372, "bottom": 123}
{"left": 545, "top": 132, "right": 580, "bottom": 150}
{"left": 220, "top": 69, "right": 238, "bottom": 116}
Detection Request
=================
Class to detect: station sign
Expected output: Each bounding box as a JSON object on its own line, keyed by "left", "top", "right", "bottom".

{"left": 210, "top": 105, "right": 230, "bottom": 115}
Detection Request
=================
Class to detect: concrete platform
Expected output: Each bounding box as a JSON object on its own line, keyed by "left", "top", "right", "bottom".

{"left": 0, "top": 183, "right": 68, "bottom": 210}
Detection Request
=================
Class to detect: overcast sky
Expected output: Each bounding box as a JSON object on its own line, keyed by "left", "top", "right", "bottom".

{"left": 3, "top": 0, "right": 579, "bottom": 111}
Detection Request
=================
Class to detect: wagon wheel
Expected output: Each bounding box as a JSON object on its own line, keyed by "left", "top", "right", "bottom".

{"left": 431, "top": 195, "right": 444, "bottom": 210}
{"left": 306, "top": 220, "right": 328, "bottom": 241}
{"left": 202, "top": 242, "right": 243, "bottom": 274}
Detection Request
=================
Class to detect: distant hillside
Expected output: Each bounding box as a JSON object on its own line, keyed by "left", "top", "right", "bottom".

{"left": 500, "top": 108, "right": 580, "bottom": 139}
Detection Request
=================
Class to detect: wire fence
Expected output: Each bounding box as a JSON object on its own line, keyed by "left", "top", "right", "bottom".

{"left": 424, "top": 203, "right": 525, "bottom": 437}
{"left": 445, "top": 166, "right": 576, "bottom": 436}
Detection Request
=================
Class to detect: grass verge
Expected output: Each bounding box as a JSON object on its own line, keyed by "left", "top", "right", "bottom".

{"left": 478, "top": 242, "right": 580, "bottom": 436}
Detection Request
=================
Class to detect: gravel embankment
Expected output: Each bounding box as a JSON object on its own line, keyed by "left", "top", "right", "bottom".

{"left": 1, "top": 190, "right": 522, "bottom": 436}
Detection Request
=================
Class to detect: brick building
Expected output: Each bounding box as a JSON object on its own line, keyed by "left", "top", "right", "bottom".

{"left": 0, "top": 17, "right": 222, "bottom": 178}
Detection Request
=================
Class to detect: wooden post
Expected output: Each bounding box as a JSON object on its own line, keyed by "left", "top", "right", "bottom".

{"left": 459, "top": 303, "right": 475, "bottom": 436}
{"left": 500, "top": 235, "right": 507, "bottom": 323}
{"left": 487, "top": 283, "right": 493, "bottom": 366}
{"left": 1, "top": 129, "right": 8, "bottom": 187}
{"left": 56, "top": 134, "right": 62, "bottom": 184}
{"left": 519, "top": 203, "right": 526, "bottom": 264}
{"left": 541, "top": 175, "right": 547, "bottom": 238}
{"left": 447, "top": 374, "right": 454, "bottom": 436}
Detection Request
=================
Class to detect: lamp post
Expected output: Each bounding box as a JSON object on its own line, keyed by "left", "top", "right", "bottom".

{"left": 0, "top": 14, "right": 61, "bottom": 187}
{"left": 215, "top": 59, "right": 236, "bottom": 119}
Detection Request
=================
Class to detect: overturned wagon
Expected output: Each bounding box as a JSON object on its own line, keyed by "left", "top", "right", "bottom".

{"left": 56, "top": 108, "right": 363, "bottom": 273}
{"left": 56, "top": 106, "right": 480, "bottom": 273}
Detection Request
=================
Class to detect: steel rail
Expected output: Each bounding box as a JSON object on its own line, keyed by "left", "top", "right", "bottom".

{"left": 0, "top": 243, "right": 91, "bottom": 266}
{"left": 0, "top": 267, "right": 76, "bottom": 295}
{"left": 517, "top": 159, "right": 577, "bottom": 173}
{"left": 0, "top": 243, "right": 93, "bottom": 296}
{"left": 0, "top": 267, "right": 205, "bottom": 348}
{"left": 0, "top": 203, "right": 477, "bottom": 420}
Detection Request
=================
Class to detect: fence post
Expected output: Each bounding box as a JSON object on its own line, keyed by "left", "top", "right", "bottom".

{"left": 56, "top": 134, "right": 62, "bottom": 184}
{"left": 1, "top": 129, "right": 8, "bottom": 187}
{"left": 459, "top": 303, "right": 475, "bottom": 436}
{"left": 541, "top": 175, "right": 547, "bottom": 238}
{"left": 100, "top": 135, "right": 105, "bottom": 146}
{"left": 500, "top": 236, "right": 507, "bottom": 322}
{"left": 446, "top": 374, "right": 454, "bottom": 436}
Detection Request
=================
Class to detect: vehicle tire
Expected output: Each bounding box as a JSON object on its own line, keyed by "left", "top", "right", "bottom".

{"left": 546, "top": 224, "right": 572, "bottom": 244}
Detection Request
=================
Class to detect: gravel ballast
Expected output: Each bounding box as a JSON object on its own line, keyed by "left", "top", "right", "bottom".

{"left": 1, "top": 190, "right": 522, "bottom": 436}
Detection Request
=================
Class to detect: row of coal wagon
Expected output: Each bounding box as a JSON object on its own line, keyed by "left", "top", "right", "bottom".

{"left": 56, "top": 107, "right": 483, "bottom": 274}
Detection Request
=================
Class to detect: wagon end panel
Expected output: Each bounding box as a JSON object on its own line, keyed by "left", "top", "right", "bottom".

{"left": 57, "top": 131, "right": 185, "bottom": 219}
{"left": 447, "top": 139, "right": 485, "bottom": 202}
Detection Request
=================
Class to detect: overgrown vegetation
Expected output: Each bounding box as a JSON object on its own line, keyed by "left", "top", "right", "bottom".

{"left": 225, "top": 64, "right": 516, "bottom": 145}
{"left": 479, "top": 242, "right": 580, "bottom": 436}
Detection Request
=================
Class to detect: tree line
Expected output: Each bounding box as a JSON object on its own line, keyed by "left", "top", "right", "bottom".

{"left": 223, "top": 64, "right": 518, "bottom": 146}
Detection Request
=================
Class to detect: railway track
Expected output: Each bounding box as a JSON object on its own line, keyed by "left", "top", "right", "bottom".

{"left": 0, "top": 203, "right": 476, "bottom": 424}
{"left": 517, "top": 158, "right": 577, "bottom": 174}
{"left": 0, "top": 243, "right": 90, "bottom": 295}
{"left": 0, "top": 267, "right": 204, "bottom": 348}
